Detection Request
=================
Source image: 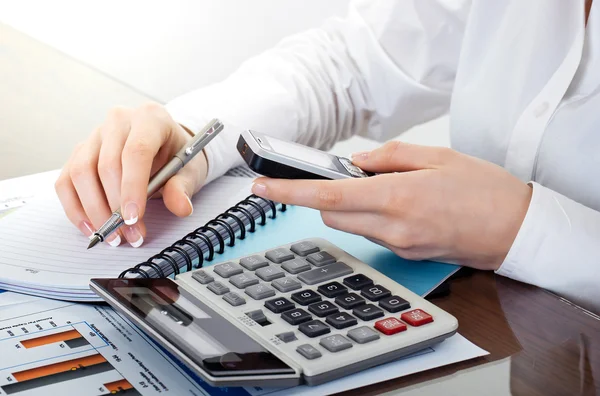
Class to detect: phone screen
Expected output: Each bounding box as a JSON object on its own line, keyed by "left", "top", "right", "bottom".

{"left": 264, "top": 135, "right": 339, "bottom": 171}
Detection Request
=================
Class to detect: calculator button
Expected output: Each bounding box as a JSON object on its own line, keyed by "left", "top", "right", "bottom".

{"left": 299, "top": 320, "right": 331, "bottom": 338}
{"left": 239, "top": 255, "right": 269, "bottom": 271}
{"left": 347, "top": 326, "right": 380, "bottom": 344}
{"left": 378, "top": 295, "right": 411, "bottom": 313}
{"left": 297, "top": 262, "right": 353, "bottom": 285}
{"left": 228, "top": 273, "right": 259, "bottom": 289}
{"left": 222, "top": 292, "right": 246, "bottom": 306}
{"left": 325, "top": 312, "right": 358, "bottom": 329}
{"left": 361, "top": 284, "right": 391, "bottom": 301}
{"left": 264, "top": 297, "right": 295, "bottom": 313}
{"left": 343, "top": 274, "right": 374, "bottom": 290}
{"left": 191, "top": 270, "right": 213, "bottom": 284}
{"left": 255, "top": 265, "right": 285, "bottom": 282}
{"left": 245, "top": 284, "right": 276, "bottom": 300}
{"left": 213, "top": 262, "right": 243, "bottom": 278}
{"left": 296, "top": 344, "right": 322, "bottom": 360}
{"left": 290, "top": 241, "right": 320, "bottom": 256}
{"left": 335, "top": 293, "right": 366, "bottom": 309}
{"left": 282, "top": 258, "right": 311, "bottom": 274}
{"left": 282, "top": 308, "right": 312, "bottom": 325}
{"left": 207, "top": 281, "right": 230, "bottom": 295}
{"left": 265, "top": 248, "right": 295, "bottom": 263}
{"left": 319, "top": 334, "right": 353, "bottom": 352}
{"left": 276, "top": 332, "right": 297, "bottom": 343}
{"left": 272, "top": 277, "right": 302, "bottom": 293}
{"left": 245, "top": 309, "right": 269, "bottom": 326}
{"left": 317, "top": 281, "right": 348, "bottom": 298}
{"left": 308, "top": 301, "right": 339, "bottom": 317}
{"left": 291, "top": 290, "right": 322, "bottom": 305}
{"left": 401, "top": 309, "right": 434, "bottom": 326}
{"left": 352, "top": 304, "right": 385, "bottom": 321}
{"left": 374, "top": 317, "right": 407, "bottom": 335}
{"left": 306, "top": 251, "right": 336, "bottom": 267}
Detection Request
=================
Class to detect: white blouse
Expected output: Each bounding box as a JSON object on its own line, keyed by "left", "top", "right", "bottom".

{"left": 166, "top": 0, "right": 600, "bottom": 313}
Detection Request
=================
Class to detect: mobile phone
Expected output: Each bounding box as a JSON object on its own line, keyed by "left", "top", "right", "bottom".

{"left": 237, "top": 130, "right": 374, "bottom": 180}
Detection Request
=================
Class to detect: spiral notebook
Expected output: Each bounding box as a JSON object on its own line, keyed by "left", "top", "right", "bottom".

{"left": 0, "top": 175, "right": 459, "bottom": 301}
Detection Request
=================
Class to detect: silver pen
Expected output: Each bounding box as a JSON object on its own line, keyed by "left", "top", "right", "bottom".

{"left": 87, "top": 118, "right": 224, "bottom": 249}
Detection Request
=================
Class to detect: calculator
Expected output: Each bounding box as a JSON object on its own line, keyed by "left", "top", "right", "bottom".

{"left": 90, "top": 238, "right": 458, "bottom": 387}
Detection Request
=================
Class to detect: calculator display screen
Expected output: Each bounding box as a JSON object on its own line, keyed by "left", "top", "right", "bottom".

{"left": 95, "top": 278, "right": 294, "bottom": 377}
{"left": 265, "top": 135, "right": 339, "bottom": 171}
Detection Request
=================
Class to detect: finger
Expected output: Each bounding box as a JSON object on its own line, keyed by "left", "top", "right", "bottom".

{"left": 122, "top": 221, "right": 147, "bottom": 248}
{"left": 251, "top": 176, "right": 387, "bottom": 212}
{"left": 55, "top": 167, "right": 95, "bottom": 238}
{"left": 161, "top": 164, "right": 201, "bottom": 217}
{"left": 351, "top": 141, "right": 455, "bottom": 173}
{"left": 120, "top": 103, "right": 173, "bottom": 225}
{"left": 319, "top": 210, "right": 388, "bottom": 241}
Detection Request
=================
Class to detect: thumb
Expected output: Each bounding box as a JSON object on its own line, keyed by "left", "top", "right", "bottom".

{"left": 162, "top": 167, "right": 201, "bottom": 217}
{"left": 351, "top": 141, "right": 449, "bottom": 173}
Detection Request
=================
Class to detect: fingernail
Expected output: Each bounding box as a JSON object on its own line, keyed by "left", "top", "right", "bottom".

{"left": 123, "top": 202, "right": 139, "bottom": 225}
{"left": 79, "top": 221, "right": 94, "bottom": 238}
{"left": 106, "top": 233, "right": 121, "bottom": 247}
{"left": 351, "top": 151, "right": 369, "bottom": 161}
{"left": 252, "top": 182, "right": 267, "bottom": 196}
{"left": 124, "top": 225, "right": 144, "bottom": 248}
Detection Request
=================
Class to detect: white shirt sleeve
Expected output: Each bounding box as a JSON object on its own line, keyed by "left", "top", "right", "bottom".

{"left": 496, "top": 182, "right": 600, "bottom": 313}
{"left": 165, "top": 0, "right": 471, "bottom": 183}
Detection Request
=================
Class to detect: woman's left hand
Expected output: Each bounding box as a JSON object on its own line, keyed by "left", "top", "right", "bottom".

{"left": 251, "top": 141, "right": 533, "bottom": 270}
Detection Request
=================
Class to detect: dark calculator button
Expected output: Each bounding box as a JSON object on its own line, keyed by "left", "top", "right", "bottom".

{"left": 306, "top": 251, "right": 336, "bottom": 267}
{"left": 299, "top": 320, "right": 331, "bottom": 338}
{"left": 291, "top": 289, "right": 322, "bottom": 306}
{"left": 378, "top": 295, "right": 411, "bottom": 313}
{"left": 264, "top": 297, "right": 295, "bottom": 313}
{"left": 290, "top": 241, "right": 320, "bottom": 256}
{"left": 352, "top": 304, "right": 385, "bottom": 321}
{"left": 335, "top": 293, "right": 366, "bottom": 309}
{"left": 282, "top": 308, "right": 312, "bottom": 325}
{"left": 343, "top": 274, "right": 374, "bottom": 290}
{"left": 325, "top": 312, "right": 358, "bottom": 329}
{"left": 317, "top": 281, "right": 348, "bottom": 298}
{"left": 308, "top": 301, "right": 339, "bottom": 317}
{"left": 360, "top": 284, "right": 391, "bottom": 301}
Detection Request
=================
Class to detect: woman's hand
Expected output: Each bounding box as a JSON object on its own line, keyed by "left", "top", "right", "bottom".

{"left": 251, "top": 141, "right": 532, "bottom": 270}
{"left": 55, "top": 102, "right": 208, "bottom": 247}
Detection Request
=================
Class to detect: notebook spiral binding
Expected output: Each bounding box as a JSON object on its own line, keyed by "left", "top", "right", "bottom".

{"left": 118, "top": 194, "right": 286, "bottom": 279}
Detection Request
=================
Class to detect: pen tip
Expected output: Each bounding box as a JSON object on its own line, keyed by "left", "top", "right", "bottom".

{"left": 87, "top": 236, "right": 101, "bottom": 250}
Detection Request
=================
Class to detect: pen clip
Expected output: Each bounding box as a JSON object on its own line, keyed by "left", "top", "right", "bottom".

{"left": 184, "top": 120, "right": 224, "bottom": 157}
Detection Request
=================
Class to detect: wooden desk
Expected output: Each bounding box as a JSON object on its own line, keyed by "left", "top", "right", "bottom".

{"left": 343, "top": 271, "right": 600, "bottom": 395}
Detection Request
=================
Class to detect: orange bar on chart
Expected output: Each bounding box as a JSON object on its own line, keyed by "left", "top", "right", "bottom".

{"left": 12, "top": 353, "right": 107, "bottom": 382}
{"left": 21, "top": 329, "right": 83, "bottom": 349}
{"left": 104, "top": 379, "right": 135, "bottom": 392}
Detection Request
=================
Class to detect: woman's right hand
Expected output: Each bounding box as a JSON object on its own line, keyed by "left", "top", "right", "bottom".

{"left": 55, "top": 102, "right": 209, "bottom": 247}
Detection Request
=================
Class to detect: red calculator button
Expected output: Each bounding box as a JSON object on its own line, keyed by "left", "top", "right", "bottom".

{"left": 401, "top": 309, "right": 433, "bottom": 326}
{"left": 374, "top": 317, "right": 407, "bottom": 335}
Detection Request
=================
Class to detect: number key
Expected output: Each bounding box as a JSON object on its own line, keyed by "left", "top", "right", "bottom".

{"left": 317, "top": 281, "right": 348, "bottom": 298}
{"left": 291, "top": 290, "right": 322, "bottom": 305}
{"left": 308, "top": 301, "right": 339, "bottom": 317}
{"left": 335, "top": 293, "right": 365, "bottom": 309}
{"left": 299, "top": 320, "right": 331, "bottom": 338}
{"left": 325, "top": 312, "right": 358, "bottom": 329}
{"left": 264, "top": 297, "right": 295, "bottom": 313}
{"left": 378, "top": 295, "right": 410, "bottom": 313}
{"left": 282, "top": 308, "right": 312, "bottom": 325}
{"left": 361, "top": 285, "right": 391, "bottom": 301}
{"left": 352, "top": 304, "right": 384, "bottom": 321}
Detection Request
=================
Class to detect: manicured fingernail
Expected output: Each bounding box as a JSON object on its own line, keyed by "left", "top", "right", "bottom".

{"left": 79, "top": 221, "right": 94, "bottom": 238}
{"left": 351, "top": 151, "right": 369, "bottom": 161}
{"left": 185, "top": 195, "right": 194, "bottom": 216}
{"left": 123, "top": 202, "right": 139, "bottom": 225}
{"left": 124, "top": 225, "right": 144, "bottom": 248}
{"left": 252, "top": 182, "right": 267, "bottom": 196}
{"left": 106, "top": 233, "right": 121, "bottom": 247}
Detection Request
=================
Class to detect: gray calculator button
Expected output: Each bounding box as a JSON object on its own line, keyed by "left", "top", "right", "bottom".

{"left": 222, "top": 292, "right": 246, "bottom": 306}
{"left": 245, "top": 284, "right": 276, "bottom": 300}
{"left": 265, "top": 248, "right": 295, "bottom": 263}
{"left": 191, "top": 270, "right": 213, "bottom": 284}
{"left": 239, "top": 255, "right": 269, "bottom": 271}
{"left": 347, "top": 326, "right": 380, "bottom": 344}
{"left": 272, "top": 277, "right": 302, "bottom": 292}
{"left": 297, "top": 262, "right": 353, "bottom": 285}
{"left": 213, "top": 262, "right": 243, "bottom": 278}
{"left": 319, "top": 334, "right": 353, "bottom": 352}
{"left": 306, "top": 251, "right": 336, "bottom": 267}
{"left": 229, "top": 273, "right": 259, "bottom": 289}
{"left": 207, "top": 281, "right": 230, "bottom": 295}
{"left": 282, "top": 258, "right": 311, "bottom": 274}
{"left": 290, "top": 241, "right": 320, "bottom": 256}
{"left": 276, "top": 331, "right": 297, "bottom": 343}
{"left": 296, "top": 344, "right": 322, "bottom": 360}
{"left": 255, "top": 265, "right": 285, "bottom": 281}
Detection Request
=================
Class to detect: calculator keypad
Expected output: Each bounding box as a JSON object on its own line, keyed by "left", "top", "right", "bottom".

{"left": 352, "top": 304, "right": 384, "bottom": 321}
{"left": 299, "top": 320, "right": 331, "bottom": 338}
{"left": 308, "top": 301, "right": 339, "bottom": 317}
{"left": 297, "top": 262, "right": 353, "bottom": 285}
{"left": 265, "top": 297, "right": 295, "bottom": 313}
{"left": 245, "top": 283, "right": 276, "bottom": 300}
{"left": 343, "top": 274, "right": 374, "bottom": 290}
{"left": 282, "top": 308, "right": 312, "bottom": 325}
{"left": 291, "top": 289, "right": 322, "bottom": 305}
{"left": 335, "top": 293, "right": 365, "bottom": 309}
{"left": 317, "top": 281, "right": 348, "bottom": 298}
{"left": 272, "top": 277, "right": 302, "bottom": 293}
{"left": 326, "top": 312, "right": 358, "bottom": 329}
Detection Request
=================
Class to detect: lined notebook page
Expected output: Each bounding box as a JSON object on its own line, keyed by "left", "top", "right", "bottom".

{"left": 0, "top": 176, "right": 252, "bottom": 293}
